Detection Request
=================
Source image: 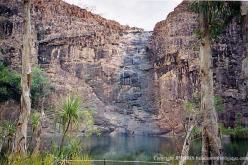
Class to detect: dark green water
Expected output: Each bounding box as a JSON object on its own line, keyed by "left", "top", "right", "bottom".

{"left": 76, "top": 135, "right": 248, "bottom": 165}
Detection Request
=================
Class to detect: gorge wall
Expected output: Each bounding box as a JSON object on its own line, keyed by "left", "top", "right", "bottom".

{"left": 0, "top": 0, "right": 247, "bottom": 136}
{"left": 0, "top": 0, "right": 161, "bottom": 135}
{"left": 149, "top": 1, "right": 248, "bottom": 128}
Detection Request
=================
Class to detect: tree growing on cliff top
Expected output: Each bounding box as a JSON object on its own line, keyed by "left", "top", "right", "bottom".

{"left": 12, "top": 0, "right": 32, "bottom": 154}
{"left": 188, "top": 1, "right": 240, "bottom": 165}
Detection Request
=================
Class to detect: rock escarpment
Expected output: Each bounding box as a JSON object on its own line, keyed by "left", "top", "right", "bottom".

{"left": 0, "top": 0, "right": 247, "bottom": 136}
{"left": 150, "top": 1, "right": 248, "bottom": 129}
{"left": 0, "top": 0, "right": 161, "bottom": 135}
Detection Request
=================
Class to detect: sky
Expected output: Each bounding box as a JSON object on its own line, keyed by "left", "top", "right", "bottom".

{"left": 64, "top": 0, "right": 182, "bottom": 31}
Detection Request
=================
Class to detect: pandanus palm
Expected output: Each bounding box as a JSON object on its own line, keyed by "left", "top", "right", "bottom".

{"left": 59, "top": 96, "right": 81, "bottom": 151}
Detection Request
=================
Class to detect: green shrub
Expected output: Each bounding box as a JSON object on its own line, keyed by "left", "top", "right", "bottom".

{"left": 235, "top": 112, "right": 242, "bottom": 127}
{"left": 0, "top": 61, "right": 21, "bottom": 102}
{"left": 220, "top": 124, "right": 248, "bottom": 139}
{"left": 7, "top": 153, "right": 92, "bottom": 165}
{"left": 58, "top": 138, "right": 83, "bottom": 160}
{"left": 31, "top": 112, "right": 41, "bottom": 132}
{"left": 43, "top": 154, "right": 54, "bottom": 165}
{"left": 7, "top": 153, "right": 56, "bottom": 165}
{"left": 49, "top": 137, "right": 92, "bottom": 165}
{"left": 31, "top": 67, "right": 50, "bottom": 105}
{"left": 229, "top": 126, "right": 248, "bottom": 139}
{"left": 0, "top": 120, "right": 16, "bottom": 147}
{"left": 214, "top": 96, "right": 224, "bottom": 112}
{"left": 191, "top": 126, "right": 202, "bottom": 138}
{"left": 0, "top": 61, "right": 51, "bottom": 106}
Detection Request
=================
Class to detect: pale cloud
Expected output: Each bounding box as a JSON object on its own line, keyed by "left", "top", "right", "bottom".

{"left": 63, "top": 0, "right": 182, "bottom": 31}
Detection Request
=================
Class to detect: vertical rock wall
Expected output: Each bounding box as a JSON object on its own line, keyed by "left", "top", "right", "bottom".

{"left": 150, "top": 1, "right": 248, "bottom": 129}
{"left": 1, "top": 0, "right": 247, "bottom": 136}
{"left": 0, "top": 0, "right": 161, "bottom": 135}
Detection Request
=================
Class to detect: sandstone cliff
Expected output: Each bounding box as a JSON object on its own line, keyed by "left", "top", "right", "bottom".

{"left": 150, "top": 1, "right": 248, "bottom": 129}
{"left": 0, "top": 0, "right": 247, "bottom": 136}
{"left": 0, "top": 0, "right": 161, "bottom": 135}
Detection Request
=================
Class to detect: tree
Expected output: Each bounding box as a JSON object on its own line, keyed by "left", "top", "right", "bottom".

{"left": 58, "top": 96, "right": 81, "bottom": 152}
{"left": 188, "top": 1, "right": 240, "bottom": 164}
{"left": 198, "top": 2, "right": 222, "bottom": 163}
{"left": 12, "top": 0, "right": 32, "bottom": 154}
{"left": 57, "top": 95, "right": 98, "bottom": 154}
{"left": 179, "top": 92, "right": 201, "bottom": 165}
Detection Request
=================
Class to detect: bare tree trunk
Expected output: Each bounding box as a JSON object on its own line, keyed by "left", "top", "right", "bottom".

{"left": 179, "top": 125, "right": 194, "bottom": 165}
{"left": 12, "top": 0, "right": 32, "bottom": 155}
{"left": 199, "top": 4, "right": 222, "bottom": 164}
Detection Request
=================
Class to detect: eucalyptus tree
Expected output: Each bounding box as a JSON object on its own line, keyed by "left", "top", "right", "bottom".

{"left": 189, "top": 1, "right": 240, "bottom": 164}
{"left": 13, "top": 0, "right": 32, "bottom": 154}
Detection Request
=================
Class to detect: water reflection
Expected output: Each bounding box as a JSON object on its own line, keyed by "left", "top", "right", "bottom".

{"left": 80, "top": 135, "right": 248, "bottom": 164}
{"left": 44, "top": 135, "right": 248, "bottom": 164}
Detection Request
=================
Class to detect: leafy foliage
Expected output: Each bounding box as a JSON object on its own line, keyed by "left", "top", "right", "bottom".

{"left": 0, "top": 61, "right": 21, "bottom": 102}
{"left": 235, "top": 112, "right": 242, "bottom": 127}
{"left": 57, "top": 95, "right": 98, "bottom": 136}
{"left": 214, "top": 95, "right": 224, "bottom": 112}
{"left": 0, "top": 120, "right": 16, "bottom": 144}
{"left": 220, "top": 124, "right": 248, "bottom": 140}
{"left": 30, "top": 112, "right": 41, "bottom": 132}
{"left": 31, "top": 67, "right": 50, "bottom": 105}
{"left": 188, "top": 1, "right": 240, "bottom": 39}
{"left": 59, "top": 95, "right": 81, "bottom": 132}
{"left": 59, "top": 138, "right": 82, "bottom": 159}
{"left": 183, "top": 91, "right": 201, "bottom": 115}
{"left": 184, "top": 93, "right": 224, "bottom": 114}
{"left": 6, "top": 140, "right": 92, "bottom": 164}
{"left": 0, "top": 62, "right": 51, "bottom": 106}
{"left": 81, "top": 110, "right": 100, "bottom": 137}
{"left": 0, "top": 120, "right": 16, "bottom": 156}
{"left": 50, "top": 138, "right": 92, "bottom": 164}
{"left": 183, "top": 92, "right": 224, "bottom": 138}
{"left": 229, "top": 127, "right": 248, "bottom": 139}
{"left": 57, "top": 95, "right": 99, "bottom": 153}
{"left": 4, "top": 153, "right": 93, "bottom": 165}
{"left": 191, "top": 126, "right": 202, "bottom": 139}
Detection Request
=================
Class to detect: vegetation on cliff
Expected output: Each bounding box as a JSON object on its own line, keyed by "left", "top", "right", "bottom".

{"left": 0, "top": 61, "right": 21, "bottom": 102}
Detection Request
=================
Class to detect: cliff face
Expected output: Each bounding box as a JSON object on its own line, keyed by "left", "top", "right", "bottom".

{"left": 150, "top": 1, "right": 248, "bottom": 129}
{"left": 0, "top": 0, "right": 161, "bottom": 135}
{"left": 0, "top": 0, "right": 247, "bottom": 136}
